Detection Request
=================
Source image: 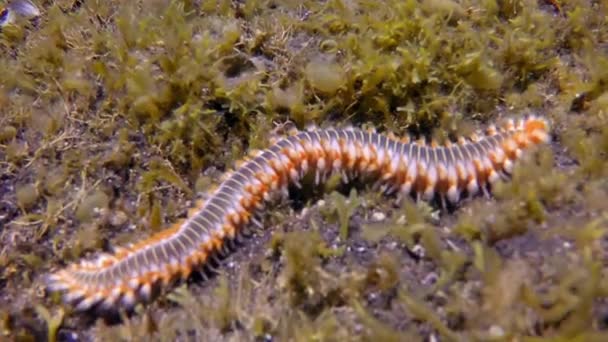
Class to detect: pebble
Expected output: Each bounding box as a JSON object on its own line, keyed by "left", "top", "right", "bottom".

{"left": 371, "top": 211, "right": 386, "bottom": 222}
{"left": 489, "top": 325, "right": 505, "bottom": 338}
{"left": 411, "top": 244, "right": 426, "bottom": 258}
{"left": 422, "top": 272, "right": 438, "bottom": 285}
{"left": 110, "top": 210, "right": 128, "bottom": 226}
{"left": 0, "top": 0, "right": 40, "bottom": 27}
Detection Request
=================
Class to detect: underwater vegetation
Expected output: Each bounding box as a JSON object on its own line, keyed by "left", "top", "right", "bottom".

{"left": 0, "top": 0, "right": 608, "bottom": 341}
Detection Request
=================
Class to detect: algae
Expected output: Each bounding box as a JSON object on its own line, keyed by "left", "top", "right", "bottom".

{"left": 1, "top": 0, "right": 608, "bottom": 340}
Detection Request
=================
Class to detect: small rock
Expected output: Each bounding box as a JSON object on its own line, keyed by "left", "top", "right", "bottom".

{"left": 430, "top": 209, "right": 440, "bottom": 222}
{"left": 489, "top": 325, "right": 505, "bottom": 338}
{"left": 411, "top": 244, "right": 425, "bottom": 258}
{"left": 422, "top": 272, "right": 438, "bottom": 285}
{"left": 110, "top": 210, "right": 128, "bottom": 226}
{"left": 396, "top": 215, "right": 407, "bottom": 225}
{"left": 371, "top": 211, "right": 386, "bottom": 222}
{"left": 58, "top": 330, "right": 79, "bottom": 342}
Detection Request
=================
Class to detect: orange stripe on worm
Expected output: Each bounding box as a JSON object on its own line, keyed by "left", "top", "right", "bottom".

{"left": 46, "top": 116, "right": 551, "bottom": 312}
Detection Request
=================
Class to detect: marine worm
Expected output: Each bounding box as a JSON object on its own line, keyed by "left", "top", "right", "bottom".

{"left": 46, "top": 116, "right": 550, "bottom": 312}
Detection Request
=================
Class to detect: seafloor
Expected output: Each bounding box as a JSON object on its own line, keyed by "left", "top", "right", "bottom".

{"left": 1, "top": 0, "right": 608, "bottom": 341}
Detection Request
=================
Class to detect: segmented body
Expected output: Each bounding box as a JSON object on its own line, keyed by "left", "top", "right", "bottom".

{"left": 46, "top": 116, "right": 550, "bottom": 312}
